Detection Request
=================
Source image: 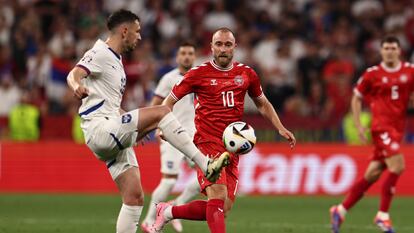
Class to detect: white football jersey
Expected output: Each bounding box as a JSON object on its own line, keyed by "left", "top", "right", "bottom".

{"left": 76, "top": 39, "right": 126, "bottom": 119}
{"left": 154, "top": 68, "right": 195, "bottom": 136}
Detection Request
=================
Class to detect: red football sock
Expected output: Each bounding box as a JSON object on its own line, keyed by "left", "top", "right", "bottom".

{"left": 206, "top": 199, "right": 225, "bottom": 233}
{"left": 380, "top": 172, "right": 400, "bottom": 212}
{"left": 172, "top": 200, "right": 207, "bottom": 220}
{"left": 342, "top": 177, "right": 373, "bottom": 210}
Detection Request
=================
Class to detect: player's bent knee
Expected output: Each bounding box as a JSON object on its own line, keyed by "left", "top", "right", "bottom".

{"left": 123, "top": 191, "right": 144, "bottom": 206}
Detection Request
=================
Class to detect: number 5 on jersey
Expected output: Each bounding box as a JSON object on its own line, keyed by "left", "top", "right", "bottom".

{"left": 222, "top": 91, "right": 234, "bottom": 107}
{"left": 391, "top": 85, "right": 399, "bottom": 100}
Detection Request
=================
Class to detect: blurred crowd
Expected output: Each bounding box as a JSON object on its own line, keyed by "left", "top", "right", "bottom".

{"left": 1, "top": 0, "right": 414, "bottom": 140}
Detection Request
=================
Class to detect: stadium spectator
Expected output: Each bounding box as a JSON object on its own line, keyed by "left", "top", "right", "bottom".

{"left": 0, "top": 0, "right": 413, "bottom": 141}
{"left": 8, "top": 88, "right": 40, "bottom": 141}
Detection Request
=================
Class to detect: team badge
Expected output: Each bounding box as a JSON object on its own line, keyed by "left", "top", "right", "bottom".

{"left": 210, "top": 79, "right": 217, "bottom": 85}
{"left": 399, "top": 74, "right": 408, "bottom": 83}
{"left": 121, "top": 114, "right": 132, "bottom": 124}
{"left": 382, "top": 76, "right": 388, "bottom": 83}
{"left": 234, "top": 75, "right": 244, "bottom": 86}
{"left": 391, "top": 142, "right": 400, "bottom": 151}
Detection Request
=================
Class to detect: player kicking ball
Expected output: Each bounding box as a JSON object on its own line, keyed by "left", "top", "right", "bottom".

{"left": 151, "top": 28, "right": 295, "bottom": 233}
{"left": 330, "top": 36, "right": 414, "bottom": 233}
{"left": 66, "top": 9, "right": 229, "bottom": 233}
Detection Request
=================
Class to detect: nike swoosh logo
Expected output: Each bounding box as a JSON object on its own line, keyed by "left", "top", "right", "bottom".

{"left": 218, "top": 208, "right": 223, "bottom": 212}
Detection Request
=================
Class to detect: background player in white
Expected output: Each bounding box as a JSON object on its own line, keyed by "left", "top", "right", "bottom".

{"left": 66, "top": 10, "right": 229, "bottom": 233}
{"left": 141, "top": 42, "right": 201, "bottom": 233}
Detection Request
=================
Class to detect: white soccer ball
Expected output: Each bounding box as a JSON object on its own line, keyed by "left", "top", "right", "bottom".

{"left": 222, "top": 121, "right": 256, "bottom": 155}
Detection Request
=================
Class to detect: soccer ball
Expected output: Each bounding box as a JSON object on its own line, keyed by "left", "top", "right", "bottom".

{"left": 222, "top": 121, "right": 256, "bottom": 155}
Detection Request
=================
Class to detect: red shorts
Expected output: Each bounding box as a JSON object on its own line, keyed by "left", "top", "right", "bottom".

{"left": 371, "top": 129, "right": 403, "bottom": 161}
{"left": 195, "top": 141, "right": 239, "bottom": 201}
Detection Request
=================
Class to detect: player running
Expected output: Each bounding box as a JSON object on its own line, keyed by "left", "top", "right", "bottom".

{"left": 152, "top": 28, "right": 296, "bottom": 233}
{"left": 66, "top": 10, "right": 229, "bottom": 233}
{"left": 330, "top": 36, "right": 414, "bottom": 233}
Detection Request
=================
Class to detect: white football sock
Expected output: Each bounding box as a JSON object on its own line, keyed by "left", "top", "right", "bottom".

{"left": 377, "top": 211, "right": 390, "bottom": 220}
{"left": 175, "top": 176, "right": 201, "bottom": 205}
{"left": 158, "top": 112, "right": 209, "bottom": 173}
{"left": 116, "top": 204, "right": 143, "bottom": 233}
{"left": 143, "top": 178, "right": 176, "bottom": 225}
{"left": 163, "top": 205, "right": 173, "bottom": 221}
{"left": 337, "top": 204, "right": 347, "bottom": 217}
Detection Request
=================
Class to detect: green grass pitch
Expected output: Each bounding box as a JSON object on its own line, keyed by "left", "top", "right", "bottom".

{"left": 0, "top": 194, "right": 413, "bottom": 233}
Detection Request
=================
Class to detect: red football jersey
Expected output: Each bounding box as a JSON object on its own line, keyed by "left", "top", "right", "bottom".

{"left": 171, "top": 61, "right": 264, "bottom": 145}
{"left": 355, "top": 61, "right": 414, "bottom": 134}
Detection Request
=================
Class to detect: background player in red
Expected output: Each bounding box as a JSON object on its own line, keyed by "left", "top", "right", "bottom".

{"left": 152, "top": 28, "right": 296, "bottom": 233}
{"left": 330, "top": 36, "right": 414, "bottom": 233}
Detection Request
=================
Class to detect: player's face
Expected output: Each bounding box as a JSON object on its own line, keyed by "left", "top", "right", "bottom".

{"left": 380, "top": 42, "right": 401, "bottom": 64}
{"left": 211, "top": 31, "right": 236, "bottom": 68}
{"left": 122, "top": 20, "right": 141, "bottom": 53}
{"left": 176, "top": 46, "right": 195, "bottom": 70}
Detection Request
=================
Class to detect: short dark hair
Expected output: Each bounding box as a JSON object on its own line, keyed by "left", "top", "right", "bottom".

{"left": 212, "top": 27, "right": 235, "bottom": 37}
{"left": 107, "top": 9, "right": 140, "bottom": 31}
{"left": 179, "top": 41, "right": 196, "bottom": 49}
{"left": 380, "top": 36, "right": 400, "bottom": 47}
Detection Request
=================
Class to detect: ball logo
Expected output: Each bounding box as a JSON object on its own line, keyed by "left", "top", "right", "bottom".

{"left": 239, "top": 142, "right": 252, "bottom": 153}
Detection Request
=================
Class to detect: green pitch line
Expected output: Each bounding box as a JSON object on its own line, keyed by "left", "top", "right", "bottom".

{"left": 0, "top": 194, "right": 412, "bottom": 233}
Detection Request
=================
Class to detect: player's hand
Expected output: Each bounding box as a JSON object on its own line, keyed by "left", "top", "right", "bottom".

{"left": 357, "top": 126, "right": 368, "bottom": 144}
{"left": 279, "top": 128, "right": 296, "bottom": 148}
{"left": 74, "top": 85, "right": 89, "bottom": 99}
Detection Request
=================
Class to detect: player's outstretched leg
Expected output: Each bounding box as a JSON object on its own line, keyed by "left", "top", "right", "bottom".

{"left": 157, "top": 111, "right": 230, "bottom": 181}
{"left": 136, "top": 106, "right": 230, "bottom": 182}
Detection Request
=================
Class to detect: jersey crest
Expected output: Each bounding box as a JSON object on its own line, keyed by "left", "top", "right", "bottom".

{"left": 234, "top": 75, "right": 244, "bottom": 86}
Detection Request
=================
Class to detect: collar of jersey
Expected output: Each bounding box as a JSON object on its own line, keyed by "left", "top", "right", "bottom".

{"left": 380, "top": 61, "right": 402, "bottom": 73}
{"left": 210, "top": 60, "right": 234, "bottom": 71}
{"left": 96, "top": 39, "right": 121, "bottom": 60}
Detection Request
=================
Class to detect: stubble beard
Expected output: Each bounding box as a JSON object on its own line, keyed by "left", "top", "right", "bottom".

{"left": 215, "top": 54, "right": 233, "bottom": 68}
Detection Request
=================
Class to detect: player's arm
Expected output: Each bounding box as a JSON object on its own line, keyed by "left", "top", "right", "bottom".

{"left": 151, "top": 95, "right": 164, "bottom": 106}
{"left": 67, "top": 67, "right": 89, "bottom": 99}
{"left": 252, "top": 95, "right": 296, "bottom": 147}
{"left": 162, "top": 95, "right": 178, "bottom": 110}
{"left": 351, "top": 92, "right": 368, "bottom": 143}
{"left": 162, "top": 69, "right": 195, "bottom": 110}
{"left": 352, "top": 72, "right": 372, "bottom": 143}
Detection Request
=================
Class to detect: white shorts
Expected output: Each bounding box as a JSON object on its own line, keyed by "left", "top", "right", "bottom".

{"left": 105, "top": 147, "right": 138, "bottom": 180}
{"left": 81, "top": 109, "right": 140, "bottom": 179}
{"left": 160, "top": 140, "right": 188, "bottom": 175}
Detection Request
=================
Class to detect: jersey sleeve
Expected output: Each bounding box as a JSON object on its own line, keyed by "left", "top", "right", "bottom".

{"left": 154, "top": 75, "right": 173, "bottom": 99}
{"left": 170, "top": 69, "right": 197, "bottom": 101}
{"left": 76, "top": 50, "right": 103, "bottom": 76}
{"left": 354, "top": 70, "right": 372, "bottom": 98}
{"left": 247, "top": 68, "right": 264, "bottom": 98}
